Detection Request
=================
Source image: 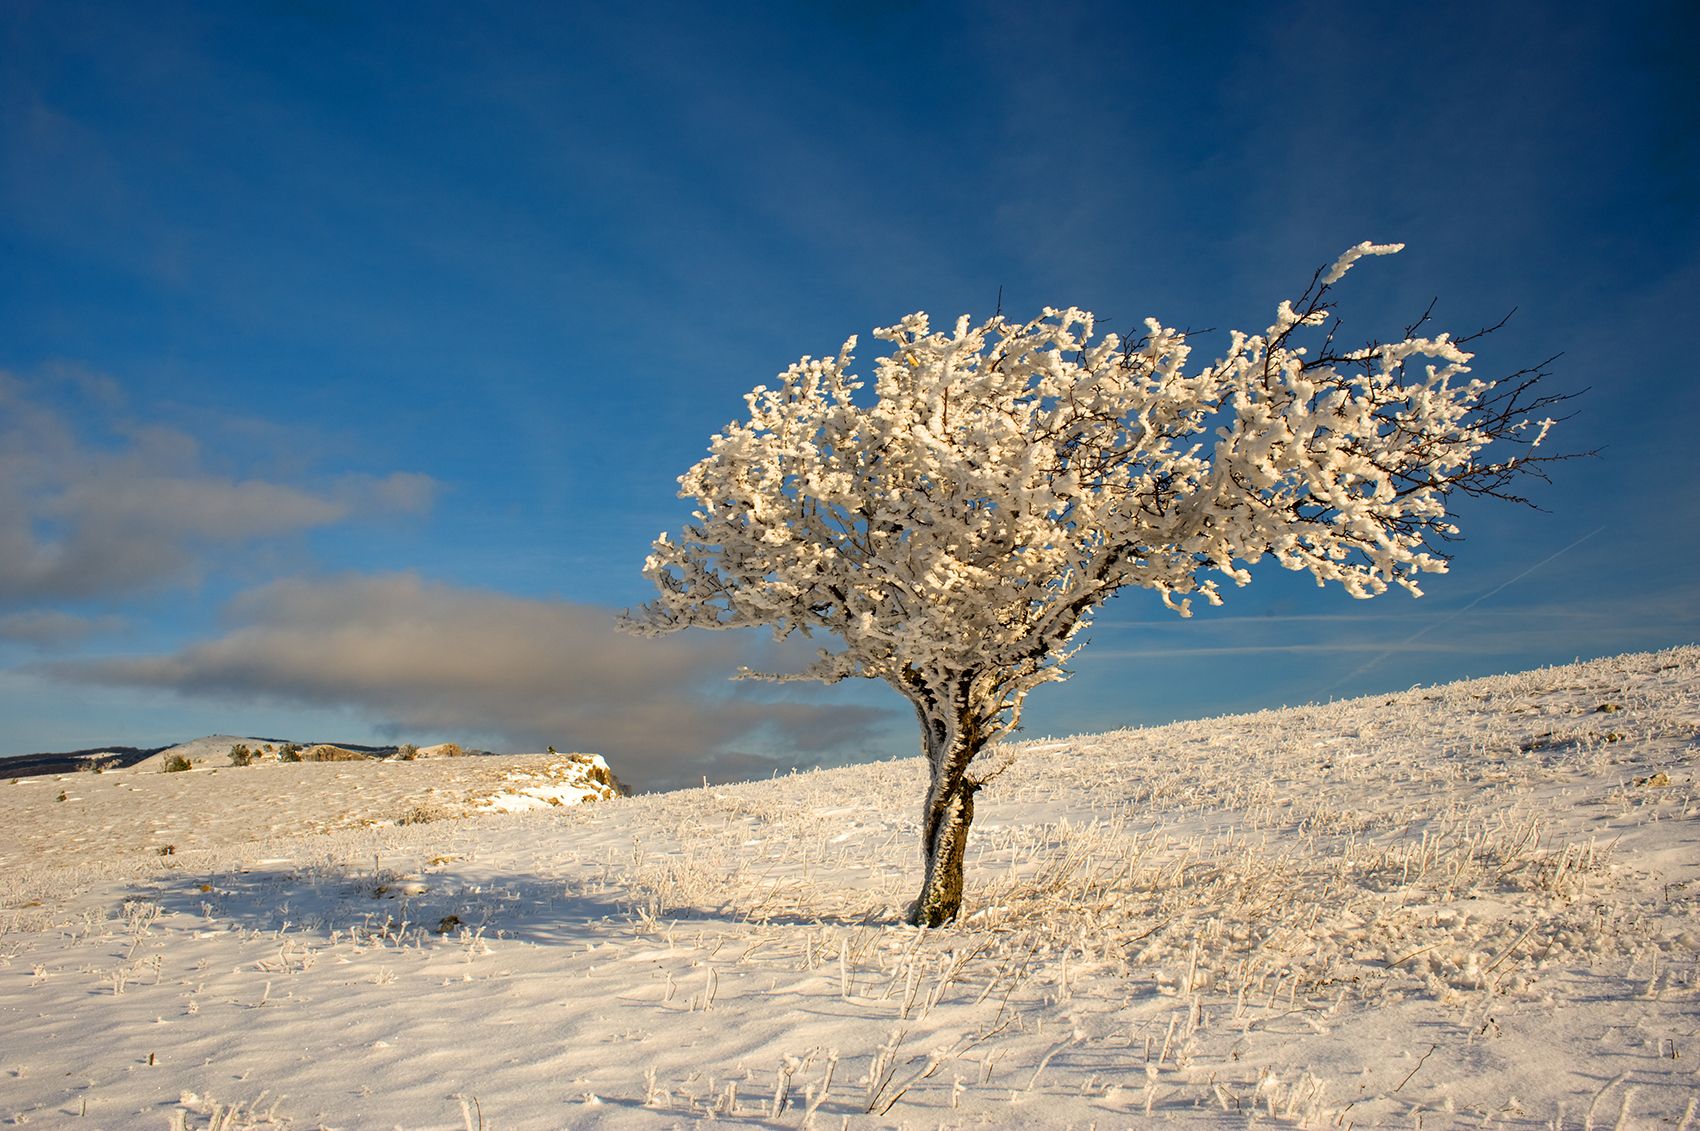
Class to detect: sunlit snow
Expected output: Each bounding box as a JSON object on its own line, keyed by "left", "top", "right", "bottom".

{"left": 0, "top": 648, "right": 1694, "bottom": 1127}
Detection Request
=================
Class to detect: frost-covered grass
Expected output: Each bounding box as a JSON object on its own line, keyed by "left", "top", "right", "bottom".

{"left": 0, "top": 648, "right": 1695, "bottom": 1128}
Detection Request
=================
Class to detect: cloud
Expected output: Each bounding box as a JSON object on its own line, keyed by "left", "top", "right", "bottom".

{"left": 0, "top": 610, "right": 124, "bottom": 647}
{"left": 1087, "top": 641, "right": 1471, "bottom": 660}
{"left": 0, "top": 368, "right": 438, "bottom": 604}
{"left": 41, "top": 573, "right": 899, "bottom": 790}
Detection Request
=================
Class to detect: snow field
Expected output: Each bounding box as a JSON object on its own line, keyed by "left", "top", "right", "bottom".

{"left": 0, "top": 753, "right": 619, "bottom": 876}
{"left": 0, "top": 648, "right": 1695, "bottom": 1128}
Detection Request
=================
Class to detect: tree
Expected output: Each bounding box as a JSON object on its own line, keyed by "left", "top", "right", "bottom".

{"left": 626, "top": 243, "right": 1575, "bottom": 927}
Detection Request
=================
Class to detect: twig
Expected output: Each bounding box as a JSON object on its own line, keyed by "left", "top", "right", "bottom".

{"left": 873, "top": 1053, "right": 943, "bottom": 1116}
{"left": 1387, "top": 941, "right": 1443, "bottom": 970}
{"left": 1484, "top": 921, "right": 1539, "bottom": 976}
{"left": 1393, "top": 1044, "right": 1436, "bottom": 1093}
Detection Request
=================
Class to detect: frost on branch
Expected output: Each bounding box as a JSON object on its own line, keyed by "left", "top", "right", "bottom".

{"left": 625, "top": 245, "right": 1577, "bottom": 925}
{"left": 1321, "top": 240, "right": 1405, "bottom": 285}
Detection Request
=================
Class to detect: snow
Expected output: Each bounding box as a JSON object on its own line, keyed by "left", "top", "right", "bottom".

{"left": 1, "top": 647, "right": 1695, "bottom": 1128}
{"left": 476, "top": 754, "right": 623, "bottom": 812}
{"left": 1321, "top": 241, "right": 1405, "bottom": 286}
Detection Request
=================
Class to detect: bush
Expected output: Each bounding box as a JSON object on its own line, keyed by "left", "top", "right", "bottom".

{"left": 228, "top": 744, "right": 256, "bottom": 766}
{"left": 303, "top": 744, "right": 367, "bottom": 762}
{"left": 397, "top": 803, "right": 451, "bottom": 825}
{"left": 278, "top": 743, "right": 302, "bottom": 762}
{"left": 161, "top": 755, "right": 193, "bottom": 773}
{"left": 391, "top": 743, "right": 419, "bottom": 761}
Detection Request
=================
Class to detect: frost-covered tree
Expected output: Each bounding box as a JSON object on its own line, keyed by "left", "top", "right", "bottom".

{"left": 627, "top": 244, "right": 1574, "bottom": 926}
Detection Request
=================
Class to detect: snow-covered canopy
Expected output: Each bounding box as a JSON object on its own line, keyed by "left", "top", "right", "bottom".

{"left": 632, "top": 245, "right": 1553, "bottom": 745}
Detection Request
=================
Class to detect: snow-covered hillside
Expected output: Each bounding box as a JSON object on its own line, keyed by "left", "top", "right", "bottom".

{"left": 0, "top": 649, "right": 1695, "bottom": 1128}
{"left": 0, "top": 751, "right": 623, "bottom": 873}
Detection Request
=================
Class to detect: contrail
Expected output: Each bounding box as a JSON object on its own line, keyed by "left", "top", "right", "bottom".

{"left": 1326, "top": 524, "right": 1606, "bottom": 693}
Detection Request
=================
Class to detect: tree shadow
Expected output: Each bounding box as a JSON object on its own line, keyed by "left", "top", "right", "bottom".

{"left": 114, "top": 856, "right": 907, "bottom": 948}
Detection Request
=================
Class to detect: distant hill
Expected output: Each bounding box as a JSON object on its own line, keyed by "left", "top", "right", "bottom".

{"left": 0, "top": 736, "right": 404, "bottom": 780}
{"left": 0, "top": 744, "right": 173, "bottom": 779}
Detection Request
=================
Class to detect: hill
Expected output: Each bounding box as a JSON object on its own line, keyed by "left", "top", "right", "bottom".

{"left": 0, "top": 735, "right": 404, "bottom": 780}
{"left": 0, "top": 648, "right": 1694, "bottom": 1128}
{"left": 0, "top": 749, "right": 623, "bottom": 871}
{"left": 0, "top": 742, "right": 172, "bottom": 779}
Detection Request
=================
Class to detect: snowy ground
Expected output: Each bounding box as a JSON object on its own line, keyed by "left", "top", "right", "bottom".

{"left": 0, "top": 649, "right": 1695, "bottom": 1129}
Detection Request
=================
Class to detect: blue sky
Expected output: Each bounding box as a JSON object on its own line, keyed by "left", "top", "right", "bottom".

{"left": 3, "top": 0, "right": 1696, "bottom": 789}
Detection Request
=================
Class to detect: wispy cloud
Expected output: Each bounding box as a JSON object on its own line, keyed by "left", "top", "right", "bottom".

{"left": 1093, "top": 606, "right": 1606, "bottom": 632}
{"left": 40, "top": 573, "right": 899, "bottom": 790}
{"left": 1317, "top": 526, "right": 1608, "bottom": 692}
{"left": 0, "top": 610, "right": 125, "bottom": 647}
{"left": 1087, "top": 640, "right": 1471, "bottom": 660}
{"left": 0, "top": 367, "right": 437, "bottom": 604}
{"left": 1086, "top": 591, "right": 1696, "bottom": 667}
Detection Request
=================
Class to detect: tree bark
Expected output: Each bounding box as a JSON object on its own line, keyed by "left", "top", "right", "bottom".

{"left": 897, "top": 669, "right": 994, "bottom": 927}
{"left": 909, "top": 765, "right": 978, "bottom": 926}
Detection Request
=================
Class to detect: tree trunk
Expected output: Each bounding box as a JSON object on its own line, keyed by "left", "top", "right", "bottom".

{"left": 909, "top": 765, "right": 978, "bottom": 926}
{"left": 898, "top": 671, "right": 992, "bottom": 928}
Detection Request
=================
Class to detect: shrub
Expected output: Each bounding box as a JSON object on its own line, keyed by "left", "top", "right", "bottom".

{"left": 392, "top": 743, "right": 419, "bottom": 761}
{"left": 397, "top": 803, "right": 451, "bottom": 825}
{"left": 278, "top": 743, "right": 302, "bottom": 762}
{"left": 304, "top": 744, "right": 368, "bottom": 762}
{"left": 161, "top": 755, "right": 193, "bottom": 773}
{"left": 228, "top": 744, "right": 256, "bottom": 767}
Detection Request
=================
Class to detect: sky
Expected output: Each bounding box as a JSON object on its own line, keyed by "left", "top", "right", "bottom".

{"left": 2, "top": 0, "right": 1696, "bottom": 790}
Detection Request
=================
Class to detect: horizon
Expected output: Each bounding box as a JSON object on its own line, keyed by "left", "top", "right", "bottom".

{"left": 3, "top": 1, "right": 1697, "bottom": 790}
